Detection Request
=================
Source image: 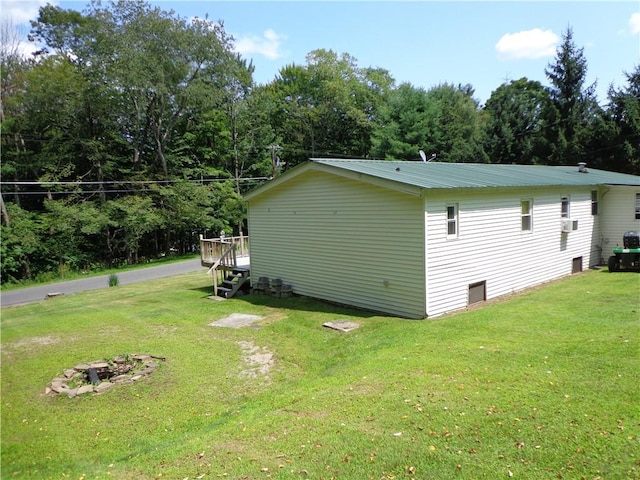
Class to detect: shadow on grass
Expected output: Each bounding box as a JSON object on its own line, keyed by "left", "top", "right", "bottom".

{"left": 192, "top": 267, "right": 639, "bottom": 320}
{"left": 189, "top": 283, "right": 379, "bottom": 318}
{"left": 598, "top": 268, "right": 640, "bottom": 274}
{"left": 191, "top": 284, "right": 217, "bottom": 295}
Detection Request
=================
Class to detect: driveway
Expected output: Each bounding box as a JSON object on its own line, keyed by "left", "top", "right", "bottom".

{"left": 1, "top": 258, "right": 205, "bottom": 307}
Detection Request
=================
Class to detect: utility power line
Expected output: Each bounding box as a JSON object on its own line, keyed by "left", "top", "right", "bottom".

{"left": 0, "top": 177, "right": 271, "bottom": 186}
{"left": 0, "top": 177, "right": 272, "bottom": 196}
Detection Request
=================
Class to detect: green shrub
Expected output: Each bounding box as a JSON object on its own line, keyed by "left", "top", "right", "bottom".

{"left": 108, "top": 273, "right": 119, "bottom": 287}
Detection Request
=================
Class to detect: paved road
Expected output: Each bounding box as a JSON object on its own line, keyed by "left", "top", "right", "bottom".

{"left": 0, "top": 259, "right": 205, "bottom": 307}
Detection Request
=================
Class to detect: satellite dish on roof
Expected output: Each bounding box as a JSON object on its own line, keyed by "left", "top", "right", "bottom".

{"left": 419, "top": 150, "right": 437, "bottom": 162}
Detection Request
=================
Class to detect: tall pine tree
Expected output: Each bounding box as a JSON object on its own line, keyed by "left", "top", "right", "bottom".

{"left": 544, "top": 27, "right": 598, "bottom": 166}
{"left": 605, "top": 65, "right": 640, "bottom": 174}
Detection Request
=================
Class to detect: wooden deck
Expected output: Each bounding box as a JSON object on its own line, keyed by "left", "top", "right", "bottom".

{"left": 200, "top": 235, "right": 250, "bottom": 298}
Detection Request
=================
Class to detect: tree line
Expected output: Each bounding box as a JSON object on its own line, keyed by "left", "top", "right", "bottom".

{"left": 1, "top": 0, "right": 638, "bottom": 283}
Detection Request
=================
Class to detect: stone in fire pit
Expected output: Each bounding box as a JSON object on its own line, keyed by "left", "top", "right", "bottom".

{"left": 45, "top": 354, "right": 165, "bottom": 398}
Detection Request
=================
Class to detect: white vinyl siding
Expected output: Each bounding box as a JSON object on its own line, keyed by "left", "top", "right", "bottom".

{"left": 247, "top": 170, "right": 426, "bottom": 318}
{"left": 424, "top": 187, "right": 597, "bottom": 317}
{"left": 599, "top": 186, "right": 640, "bottom": 250}
{"left": 246, "top": 163, "right": 636, "bottom": 319}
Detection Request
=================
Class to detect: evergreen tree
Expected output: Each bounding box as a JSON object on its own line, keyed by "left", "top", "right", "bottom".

{"left": 371, "top": 82, "right": 433, "bottom": 160}
{"left": 544, "top": 27, "right": 598, "bottom": 165}
{"left": 372, "top": 82, "right": 486, "bottom": 162}
{"left": 604, "top": 65, "right": 640, "bottom": 174}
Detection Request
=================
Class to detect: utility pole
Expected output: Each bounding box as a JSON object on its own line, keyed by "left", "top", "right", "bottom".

{"left": 269, "top": 145, "right": 283, "bottom": 177}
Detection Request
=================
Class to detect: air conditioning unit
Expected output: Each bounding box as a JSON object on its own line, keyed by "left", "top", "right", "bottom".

{"left": 561, "top": 218, "right": 578, "bottom": 233}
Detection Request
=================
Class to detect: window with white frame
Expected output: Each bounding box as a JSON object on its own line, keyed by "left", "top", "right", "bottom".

{"left": 521, "top": 199, "right": 533, "bottom": 231}
{"left": 446, "top": 204, "right": 458, "bottom": 237}
{"left": 561, "top": 195, "right": 570, "bottom": 218}
{"left": 591, "top": 190, "right": 598, "bottom": 216}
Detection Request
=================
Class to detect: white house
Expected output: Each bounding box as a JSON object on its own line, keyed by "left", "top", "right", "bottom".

{"left": 244, "top": 160, "right": 640, "bottom": 319}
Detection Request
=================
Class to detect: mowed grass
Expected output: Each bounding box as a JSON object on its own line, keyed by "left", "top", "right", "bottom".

{"left": 1, "top": 269, "right": 638, "bottom": 479}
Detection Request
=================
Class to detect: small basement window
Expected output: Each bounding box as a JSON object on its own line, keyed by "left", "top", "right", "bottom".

{"left": 468, "top": 281, "right": 486, "bottom": 305}
{"left": 572, "top": 257, "right": 583, "bottom": 274}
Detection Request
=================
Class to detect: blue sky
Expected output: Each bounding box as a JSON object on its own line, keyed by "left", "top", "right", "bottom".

{"left": 3, "top": 1, "right": 639, "bottom": 105}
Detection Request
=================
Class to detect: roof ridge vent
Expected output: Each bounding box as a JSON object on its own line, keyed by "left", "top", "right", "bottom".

{"left": 578, "top": 162, "right": 588, "bottom": 173}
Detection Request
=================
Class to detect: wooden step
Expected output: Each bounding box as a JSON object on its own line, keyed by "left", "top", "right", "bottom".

{"left": 213, "top": 266, "right": 250, "bottom": 299}
{"left": 217, "top": 286, "right": 233, "bottom": 298}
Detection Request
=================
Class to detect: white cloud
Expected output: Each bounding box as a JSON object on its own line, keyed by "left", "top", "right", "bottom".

{"left": 0, "top": 0, "right": 54, "bottom": 26}
{"left": 495, "top": 28, "right": 559, "bottom": 60}
{"left": 15, "top": 39, "right": 39, "bottom": 57}
{"left": 1, "top": 0, "right": 53, "bottom": 59}
{"left": 630, "top": 12, "right": 640, "bottom": 36}
{"left": 233, "top": 28, "right": 287, "bottom": 60}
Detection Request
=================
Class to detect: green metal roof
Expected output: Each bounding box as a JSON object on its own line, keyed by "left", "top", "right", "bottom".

{"left": 243, "top": 159, "right": 639, "bottom": 201}
{"left": 310, "top": 159, "right": 640, "bottom": 189}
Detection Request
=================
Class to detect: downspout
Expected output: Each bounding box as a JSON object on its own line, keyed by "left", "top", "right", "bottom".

{"left": 597, "top": 187, "right": 611, "bottom": 264}
{"left": 422, "top": 189, "right": 428, "bottom": 318}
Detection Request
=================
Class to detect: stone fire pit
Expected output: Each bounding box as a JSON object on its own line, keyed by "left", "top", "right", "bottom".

{"left": 45, "top": 354, "right": 165, "bottom": 398}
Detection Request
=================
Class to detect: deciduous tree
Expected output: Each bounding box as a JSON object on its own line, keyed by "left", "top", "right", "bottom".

{"left": 266, "top": 49, "right": 393, "bottom": 168}
{"left": 483, "top": 78, "right": 551, "bottom": 164}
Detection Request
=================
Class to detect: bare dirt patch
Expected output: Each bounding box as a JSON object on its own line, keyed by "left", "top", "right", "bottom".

{"left": 10, "top": 335, "right": 60, "bottom": 348}
{"left": 2, "top": 336, "right": 62, "bottom": 358}
{"left": 237, "top": 341, "right": 273, "bottom": 378}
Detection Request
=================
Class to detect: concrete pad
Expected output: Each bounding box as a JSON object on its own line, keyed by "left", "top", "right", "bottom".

{"left": 207, "top": 295, "right": 226, "bottom": 302}
{"left": 209, "top": 313, "right": 264, "bottom": 328}
{"left": 323, "top": 320, "right": 360, "bottom": 333}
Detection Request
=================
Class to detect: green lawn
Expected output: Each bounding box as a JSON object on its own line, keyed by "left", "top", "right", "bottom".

{"left": 1, "top": 269, "right": 638, "bottom": 479}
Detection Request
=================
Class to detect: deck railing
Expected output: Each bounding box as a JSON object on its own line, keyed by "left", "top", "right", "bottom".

{"left": 199, "top": 234, "right": 249, "bottom": 267}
